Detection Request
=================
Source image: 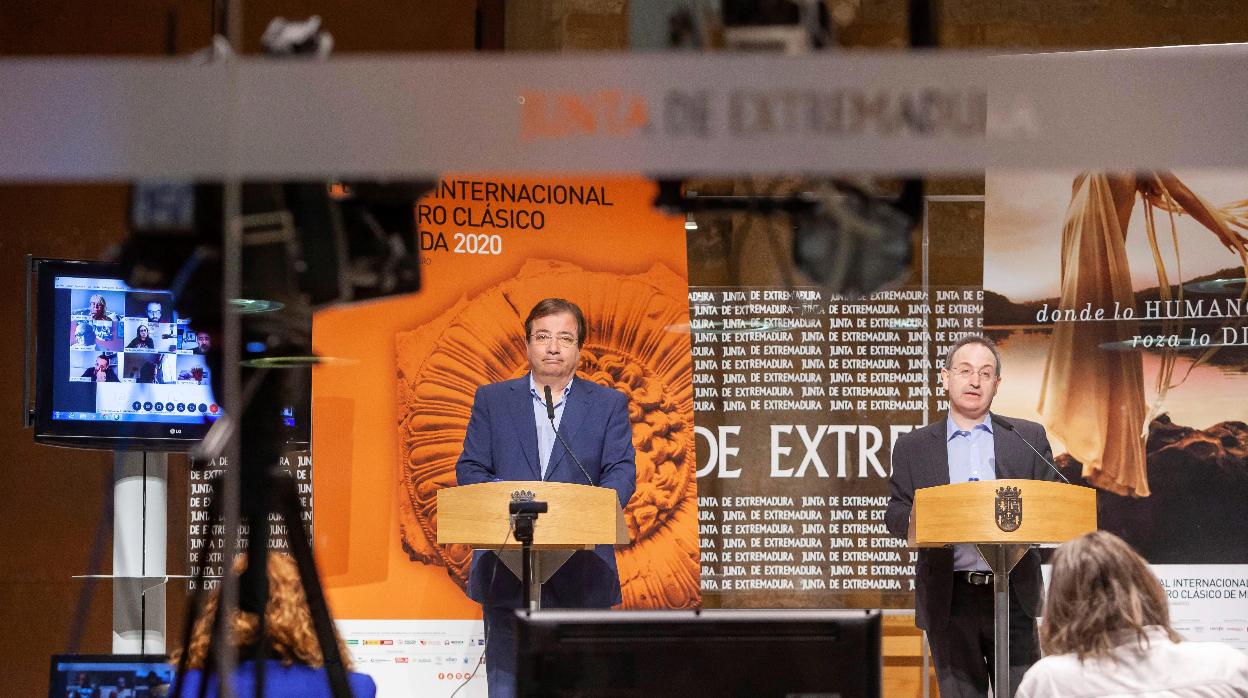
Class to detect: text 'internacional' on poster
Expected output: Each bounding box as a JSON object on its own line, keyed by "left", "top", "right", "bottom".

{"left": 690, "top": 285, "right": 983, "bottom": 608}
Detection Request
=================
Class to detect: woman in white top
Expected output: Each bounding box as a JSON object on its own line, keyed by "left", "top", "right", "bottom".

{"left": 1018, "top": 531, "right": 1248, "bottom": 697}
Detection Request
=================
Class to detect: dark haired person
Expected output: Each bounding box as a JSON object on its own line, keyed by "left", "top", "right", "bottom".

{"left": 171, "top": 552, "right": 376, "bottom": 697}
{"left": 66, "top": 672, "right": 100, "bottom": 698}
{"left": 141, "top": 670, "right": 169, "bottom": 696}
{"left": 126, "top": 325, "right": 155, "bottom": 349}
{"left": 1018, "top": 531, "right": 1248, "bottom": 696}
{"left": 193, "top": 330, "right": 212, "bottom": 354}
{"left": 886, "top": 334, "right": 1059, "bottom": 697}
{"left": 137, "top": 354, "right": 163, "bottom": 384}
{"left": 456, "top": 297, "right": 637, "bottom": 698}
{"left": 81, "top": 354, "right": 118, "bottom": 382}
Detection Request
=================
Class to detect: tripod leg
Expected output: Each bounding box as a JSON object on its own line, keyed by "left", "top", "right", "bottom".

{"left": 240, "top": 474, "right": 273, "bottom": 698}
{"left": 272, "top": 472, "right": 354, "bottom": 698}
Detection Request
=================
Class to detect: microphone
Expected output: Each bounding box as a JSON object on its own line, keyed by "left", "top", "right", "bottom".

{"left": 990, "top": 414, "right": 1070, "bottom": 484}
{"left": 544, "top": 384, "right": 595, "bottom": 486}
{"left": 544, "top": 384, "right": 556, "bottom": 422}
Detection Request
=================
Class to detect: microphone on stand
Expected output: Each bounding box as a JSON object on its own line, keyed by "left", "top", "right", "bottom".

{"left": 990, "top": 414, "right": 1070, "bottom": 484}
{"left": 545, "top": 384, "right": 595, "bottom": 486}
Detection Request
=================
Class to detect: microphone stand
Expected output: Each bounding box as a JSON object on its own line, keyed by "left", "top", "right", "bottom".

{"left": 509, "top": 500, "right": 547, "bottom": 612}
{"left": 990, "top": 414, "right": 1070, "bottom": 484}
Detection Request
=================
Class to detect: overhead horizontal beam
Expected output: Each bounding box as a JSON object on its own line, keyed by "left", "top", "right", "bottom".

{"left": 1, "top": 47, "right": 1245, "bottom": 180}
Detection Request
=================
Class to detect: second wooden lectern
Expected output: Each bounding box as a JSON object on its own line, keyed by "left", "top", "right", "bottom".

{"left": 910, "top": 479, "right": 1095, "bottom": 698}
{"left": 437, "top": 481, "right": 630, "bottom": 610}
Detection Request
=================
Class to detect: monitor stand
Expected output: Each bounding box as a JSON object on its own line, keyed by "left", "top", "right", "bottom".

{"left": 112, "top": 450, "right": 167, "bottom": 655}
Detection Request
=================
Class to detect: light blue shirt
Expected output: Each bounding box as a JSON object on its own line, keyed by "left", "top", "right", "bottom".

{"left": 530, "top": 374, "right": 572, "bottom": 480}
{"left": 946, "top": 413, "right": 996, "bottom": 572}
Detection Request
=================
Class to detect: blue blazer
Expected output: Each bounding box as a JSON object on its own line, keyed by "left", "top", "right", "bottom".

{"left": 455, "top": 374, "right": 637, "bottom": 608}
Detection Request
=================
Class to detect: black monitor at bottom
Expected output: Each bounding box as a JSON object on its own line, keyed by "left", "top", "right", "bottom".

{"left": 517, "top": 608, "right": 881, "bottom": 698}
{"left": 49, "top": 654, "right": 173, "bottom": 698}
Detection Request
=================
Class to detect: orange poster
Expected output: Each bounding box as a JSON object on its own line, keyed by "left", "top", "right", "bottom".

{"left": 312, "top": 175, "right": 697, "bottom": 620}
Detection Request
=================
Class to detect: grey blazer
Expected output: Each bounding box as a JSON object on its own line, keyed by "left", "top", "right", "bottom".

{"left": 884, "top": 414, "right": 1060, "bottom": 631}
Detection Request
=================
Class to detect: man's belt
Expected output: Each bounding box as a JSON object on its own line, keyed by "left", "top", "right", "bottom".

{"left": 957, "top": 571, "right": 994, "bottom": 585}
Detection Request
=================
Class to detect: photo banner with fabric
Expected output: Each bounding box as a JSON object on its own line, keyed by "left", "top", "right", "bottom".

{"left": 985, "top": 169, "right": 1248, "bottom": 649}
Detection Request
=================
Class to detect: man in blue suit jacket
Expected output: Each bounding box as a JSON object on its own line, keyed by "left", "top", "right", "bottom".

{"left": 456, "top": 297, "right": 637, "bottom": 698}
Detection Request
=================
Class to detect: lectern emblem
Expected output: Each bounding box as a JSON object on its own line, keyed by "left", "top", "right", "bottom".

{"left": 511, "top": 489, "right": 536, "bottom": 502}
{"left": 995, "top": 486, "right": 1022, "bottom": 532}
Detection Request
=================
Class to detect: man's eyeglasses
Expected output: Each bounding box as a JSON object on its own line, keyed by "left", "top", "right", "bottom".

{"left": 530, "top": 332, "right": 577, "bottom": 348}
{"left": 950, "top": 366, "right": 996, "bottom": 382}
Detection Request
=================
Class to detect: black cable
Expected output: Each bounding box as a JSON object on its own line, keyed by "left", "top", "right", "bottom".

{"left": 141, "top": 452, "right": 148, "bottom": 657}
{"left": 989, "top": 415, "right": 1070, "bottom": 484}
{"left": 544, "top": 385, "right": 594, "bottom": 486}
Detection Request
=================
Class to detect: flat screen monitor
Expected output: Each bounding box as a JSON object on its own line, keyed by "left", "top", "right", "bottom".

{"left": 32, "top": 259, "right": 220, "bottom": 450}
{"left": 517, "top": 609, "right": 881, "bottom": 697}
{"left": 49, "top": 654, "right": 173, "bottom": 698}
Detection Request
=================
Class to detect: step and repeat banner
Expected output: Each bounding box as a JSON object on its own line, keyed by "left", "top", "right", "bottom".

{"left": 691, "top": 284, "right": 979, "bottom": 607}
{"left": 186, "top": 451, "right": 313, "bottom": 591}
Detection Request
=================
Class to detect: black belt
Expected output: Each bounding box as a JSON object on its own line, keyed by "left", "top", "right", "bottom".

{"left": 957, "top": 571, "right": 994, "bottom": 585}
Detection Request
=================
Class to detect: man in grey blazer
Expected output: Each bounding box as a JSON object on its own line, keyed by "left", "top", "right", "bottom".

{"left": 886, "top": 334, "right": 1058, "bottom": 697}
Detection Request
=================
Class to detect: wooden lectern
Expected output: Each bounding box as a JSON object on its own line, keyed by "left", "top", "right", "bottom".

{"left": 910, "top": 479, "right": 1095, "bottom": 698}
{"left": 437, "top": 481, "right": 630, "bottom": 610}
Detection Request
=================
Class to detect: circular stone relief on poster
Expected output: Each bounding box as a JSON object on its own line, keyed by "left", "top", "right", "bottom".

{"left": 395, "top": 259, "right": 700, "bottom": 608}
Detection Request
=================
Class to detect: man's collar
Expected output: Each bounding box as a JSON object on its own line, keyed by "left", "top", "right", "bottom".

{"left": 528, "top": 373, "right": 574, "bottom": 398}
{"left": 946, "top": 411, "right": 994, "bottom": 440}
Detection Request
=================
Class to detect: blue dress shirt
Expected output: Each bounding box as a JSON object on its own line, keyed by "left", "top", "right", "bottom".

{"left": 529, "top": 374, "right": 572, "bottom": 480}
{"left": 946, "top": 414, "right": 996, "bottom": 572}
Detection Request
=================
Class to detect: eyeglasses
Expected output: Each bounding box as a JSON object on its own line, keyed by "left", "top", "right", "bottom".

{"left": 530, "top": 331, "right": 577, "bottom": 348}
{"left": 950, "top": 366, "right": 997, "bottom": 382}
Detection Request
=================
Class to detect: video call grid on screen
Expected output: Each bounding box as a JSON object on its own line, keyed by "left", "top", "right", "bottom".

{"left": 53, "top": 275, "right": 218, "bottom": 425}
